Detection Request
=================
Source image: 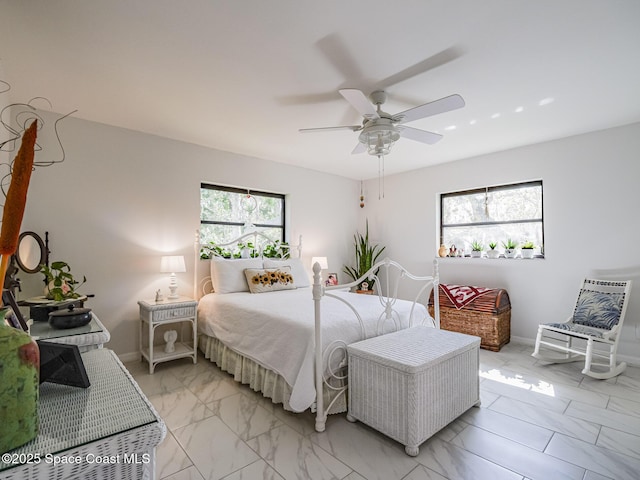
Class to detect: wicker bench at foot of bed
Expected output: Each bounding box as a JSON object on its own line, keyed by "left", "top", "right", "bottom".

{"left": 346, "top": 326, "right": 480, "bottom": 456}
{"left": 428, "top": 286, "right": 511, "bottom": 351}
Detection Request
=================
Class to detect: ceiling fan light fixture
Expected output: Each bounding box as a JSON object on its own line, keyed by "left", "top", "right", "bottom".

{"left": 359, "top": 123, "right": 400, "bottom": 157}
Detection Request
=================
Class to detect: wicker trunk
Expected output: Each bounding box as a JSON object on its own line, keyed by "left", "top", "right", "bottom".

{"left": 428, "top": 285, "right": 511, "bottom": 351}
{"left": 347, "top": 326, "right": 480, "bottom": 456}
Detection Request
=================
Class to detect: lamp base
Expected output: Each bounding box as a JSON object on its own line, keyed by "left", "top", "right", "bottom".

{"left": 167, "top": 274, "right": 179, "bottom": 299}
{"left": 167, "top": 286, "right": 179, "bottom": 299}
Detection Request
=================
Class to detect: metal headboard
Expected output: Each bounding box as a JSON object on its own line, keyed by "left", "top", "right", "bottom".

{"left": 193, "top": 230, "right": 302, "bottom": 299}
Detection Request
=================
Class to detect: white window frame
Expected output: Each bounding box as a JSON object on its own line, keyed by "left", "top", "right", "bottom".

{"left": 200, "top": 183, "right": 286, "bottom": 245}
{"left": 439, "top": 180, "right": 544, "bottom": 258}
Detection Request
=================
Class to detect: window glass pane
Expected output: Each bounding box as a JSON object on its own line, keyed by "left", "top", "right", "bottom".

{"left": 256, "top": 196, "right": 283, "bottom": 226}
{"left": 488, "top": 185, "right": 542, "bottom": 222}
{"left": 201, "top": 189, "right": 235, "bottom": 222}
{"left": 442, "top": 192, "right": 489, "bottom": 224}
{"left": 199, "top": 224, "right": 283, "bottom": 248}
{"left": 442, "top": 184, "right": 542, "bottom": 225}
{"left": 201, "top": 189, "right": 283, "bottom": 225}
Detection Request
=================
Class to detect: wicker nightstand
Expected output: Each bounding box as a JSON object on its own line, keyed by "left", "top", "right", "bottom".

{"left": 138, "top": 296, "right": 197, "bottom": 374}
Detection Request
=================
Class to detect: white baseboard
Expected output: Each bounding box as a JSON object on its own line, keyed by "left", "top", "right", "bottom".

{"left": 117, "top": 338, "right": 640, "bottom": 369}
{"left": 117, "top": 351, "right": 141, "bottom": 363}
{"left": 510, "top": 335, "right": 534, "bottom": 346}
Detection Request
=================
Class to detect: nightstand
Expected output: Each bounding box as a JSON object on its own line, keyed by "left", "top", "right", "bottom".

{"left": 138, "top": 296, "right": 198, "bottom": 374}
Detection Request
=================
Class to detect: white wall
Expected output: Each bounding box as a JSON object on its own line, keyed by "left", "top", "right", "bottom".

{"left": 363, "top": 122, "right": 640, "bottom": 364}
{"left": 12, "top": 109, "right": 640, "bottom": 365}
{"left": 19, "top": 111, "right": 359, "bottom": 359}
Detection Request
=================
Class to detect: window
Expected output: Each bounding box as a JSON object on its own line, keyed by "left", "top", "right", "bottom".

{"left": 440, "top": 180, "right": 544, "bottom": 257}
{"left": 200, "top": 184, "right": 285, "bottom": 245}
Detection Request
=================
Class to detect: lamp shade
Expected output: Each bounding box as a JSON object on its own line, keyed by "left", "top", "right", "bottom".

{"left": 160, "top": 255, "right": 186, "bottom": 273}
{"left": 311, "top": 256, "right": 328, "bottom": 270}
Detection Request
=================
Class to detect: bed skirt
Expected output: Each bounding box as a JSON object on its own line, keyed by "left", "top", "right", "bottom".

{"left": 198, "top": 334, "right": 346, "bottom": 414}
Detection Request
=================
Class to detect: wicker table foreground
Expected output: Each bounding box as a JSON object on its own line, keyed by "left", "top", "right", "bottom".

{"left": 347, "top": 326, "right": 480, "bottom": 456}
{"left": 0, "top": 349, "right": 166, "bottom": 480}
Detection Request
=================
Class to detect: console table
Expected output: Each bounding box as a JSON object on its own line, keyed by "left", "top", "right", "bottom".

{"left": 0, "top": 349, "right": 166, "bottom": 480}
{"left": 29, "top": 313, "right": 110, "bottom": 352}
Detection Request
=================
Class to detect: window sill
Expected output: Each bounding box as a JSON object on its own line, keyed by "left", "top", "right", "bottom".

{"left": 438, "top": 255, "right": 545, "bottom": 260}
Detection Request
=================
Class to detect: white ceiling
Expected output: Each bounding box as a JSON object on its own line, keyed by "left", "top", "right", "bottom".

{"left": 1, "top": 1, "right": 639, "bottom": 180}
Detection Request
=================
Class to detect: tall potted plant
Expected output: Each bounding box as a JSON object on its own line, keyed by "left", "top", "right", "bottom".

{"left": 343, "top": 221, "right": 385, "bottom": 292}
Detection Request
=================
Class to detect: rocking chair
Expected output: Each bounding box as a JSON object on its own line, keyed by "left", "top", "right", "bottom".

{"left": 532, "top": 278, "right": 632, "bottom": 379}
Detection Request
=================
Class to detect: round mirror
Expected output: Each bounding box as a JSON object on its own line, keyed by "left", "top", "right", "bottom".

{"left": 15, "top": 231, "right": 47, "bottom": 274}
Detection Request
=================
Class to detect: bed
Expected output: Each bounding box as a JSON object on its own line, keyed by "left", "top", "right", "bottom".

{"left": 193, "top": 230, "right": 440, "bottom": 432}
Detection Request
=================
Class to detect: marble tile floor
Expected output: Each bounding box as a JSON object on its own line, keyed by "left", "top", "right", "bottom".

{"left": 124, "top": 343, "right": 640, "bottom": 480}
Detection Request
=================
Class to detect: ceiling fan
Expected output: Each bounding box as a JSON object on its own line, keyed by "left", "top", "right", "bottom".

{"left": 299, "top": 89, "right": 465, "bottom": 157}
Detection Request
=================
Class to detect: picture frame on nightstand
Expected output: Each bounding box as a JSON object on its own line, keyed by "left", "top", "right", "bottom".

{"left": 325, "top": 273, "right": 338, "bottom": 286}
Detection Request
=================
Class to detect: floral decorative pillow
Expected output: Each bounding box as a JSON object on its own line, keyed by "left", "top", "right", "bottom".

{"left": 244, "top": 266, "right": 296, "bottom": 294}
{"left": 573, "top": 290, "right": 623, "bottom": 330}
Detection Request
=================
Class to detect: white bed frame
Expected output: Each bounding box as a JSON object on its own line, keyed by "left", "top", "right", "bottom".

{"left": 312, "top": 258, "right": 439, "bottom": 431}
{"left": 194, "top": 230, "right": 440, "bottom": 432}
{"left": 193, "top": 229, "right": 303, "bottom": 299}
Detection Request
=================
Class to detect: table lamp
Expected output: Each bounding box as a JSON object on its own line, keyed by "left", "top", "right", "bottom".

{"left": 160, "top": 255, "right": 186, "bottom": 299}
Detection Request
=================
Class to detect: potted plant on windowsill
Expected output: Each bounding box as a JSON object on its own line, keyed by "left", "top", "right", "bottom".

{"left": 343, "top": 220, "right": 385, "bottom": 293}
{"left": 503, "top": 239, "right": 517, "bottom": 258}
{"left": 470, "top": 241, "right": 483, "bottom": 258}
{"left": 521, "top": 241, "right": 535, "bottom": 259}
{"left": 486, "top": 242, "right": 500, "bottom": 259}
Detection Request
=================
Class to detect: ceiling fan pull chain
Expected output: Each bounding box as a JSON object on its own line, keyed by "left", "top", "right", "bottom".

{"left": 382, "top": 154, "right": 385, "bottom": 199}
{"left": 378, "top": 155, "right": 381, "bottom": 200}
{"left": 377, "top": 153, "right": 386, "bottom": 200}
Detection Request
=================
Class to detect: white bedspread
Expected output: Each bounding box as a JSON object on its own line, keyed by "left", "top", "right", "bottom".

{"left": 197, "top": 287, "right": 432, "bottom": 411}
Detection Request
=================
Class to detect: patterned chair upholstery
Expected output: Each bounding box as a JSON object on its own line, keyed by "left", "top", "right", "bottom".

{"left": 532, "top": 278, "right": 632, "bottom": 379}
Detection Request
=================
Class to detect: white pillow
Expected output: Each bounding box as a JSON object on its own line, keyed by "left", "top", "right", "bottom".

{"left": 210, "top": 258, "right": 263, "bottom": 294}
{"left": 263, "top": 258, "right": 310, "bottom": 287}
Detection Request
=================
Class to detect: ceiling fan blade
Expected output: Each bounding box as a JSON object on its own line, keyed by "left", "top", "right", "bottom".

{"left": 278, "top": 34, "right": 367, "bottom": 107}
{"left": 299, "top": 125, "right": 361, "bottom": 133}
{"left": 398, "top": 126, "right": 443, "bottom": 145}
{"left": 317, "top": 34, "right": 366, "bottom": 85}
{"left": 339, "top": 89, "right": 379, "bottom": 120}
{"left": 351, "top": 142, "right": 367, "bottom": 154}
{"left": 374, "top": 46, "right": 465, "bottom": 90}
{"left": 395, "top": 94, "right": 465, "bottom": 124}
{"left": 276, "top": 91, "right": 345, "bottom": 106}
